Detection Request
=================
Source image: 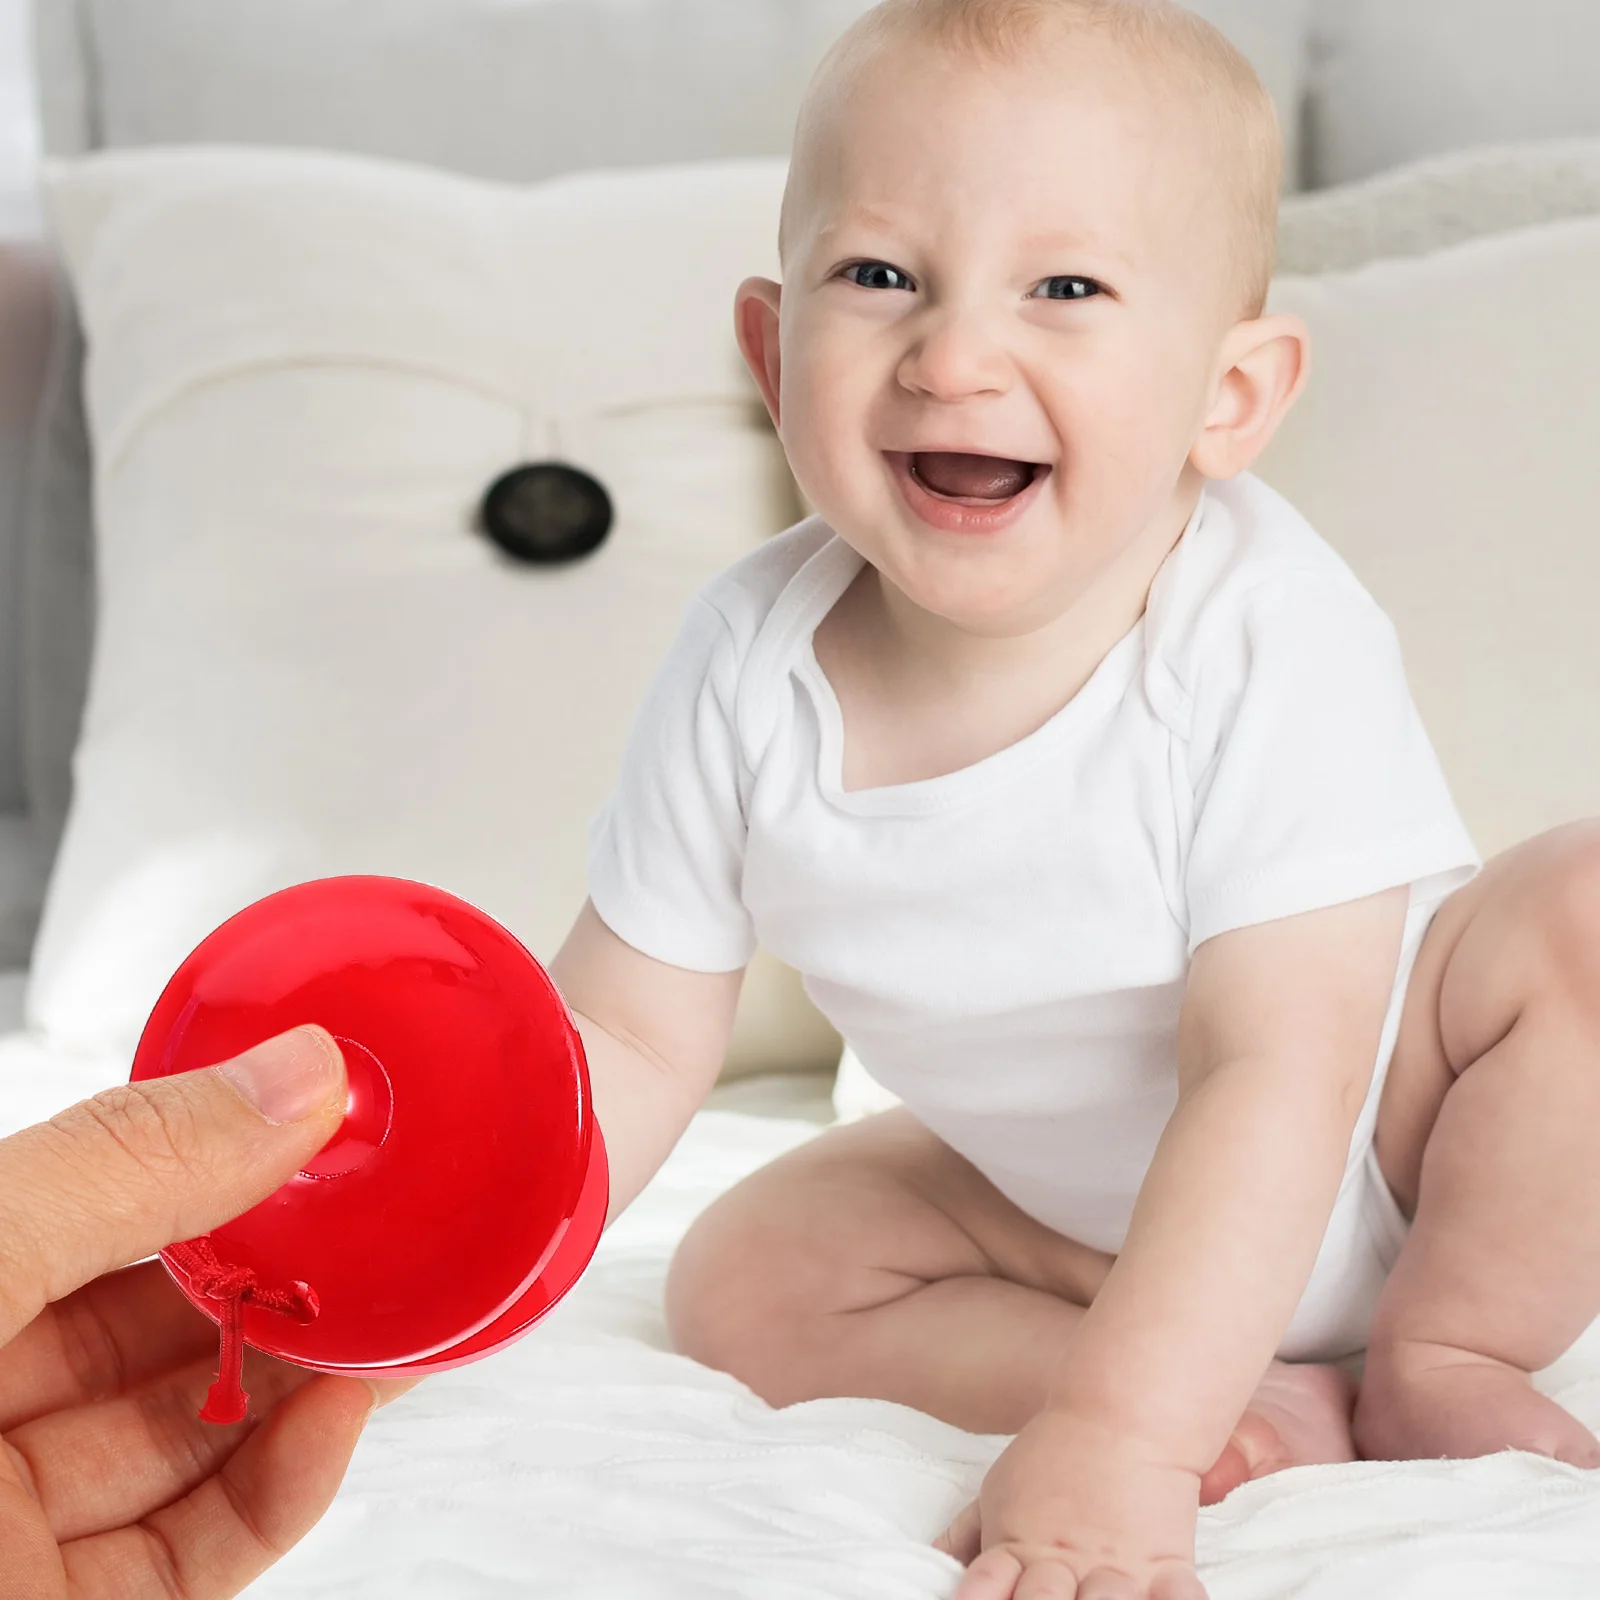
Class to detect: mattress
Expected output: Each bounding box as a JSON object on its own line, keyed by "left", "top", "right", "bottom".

{"left": 3, "top": 1028, "right": 1600, "bottom": 1596}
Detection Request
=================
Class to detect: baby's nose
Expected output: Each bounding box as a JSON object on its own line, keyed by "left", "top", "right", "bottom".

{"left": 895, "top": 308, "right": 1011, "bottom": 401}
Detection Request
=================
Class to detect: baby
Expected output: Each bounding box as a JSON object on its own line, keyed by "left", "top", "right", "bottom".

{"left": 549, "top": 1, "right": 1600, "bottom": 1595}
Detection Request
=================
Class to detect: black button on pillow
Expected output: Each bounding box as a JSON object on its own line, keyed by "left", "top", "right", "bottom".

{"left": 478, "top": 462, "right": 613, "bottom": 564}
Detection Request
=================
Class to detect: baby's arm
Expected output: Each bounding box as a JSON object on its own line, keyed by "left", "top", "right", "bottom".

{"left": 549, "top": 900, "right": 743, "bottom": 1226}
{"left": 1045, "top": 884, "right": 1410, "bottom": 1471}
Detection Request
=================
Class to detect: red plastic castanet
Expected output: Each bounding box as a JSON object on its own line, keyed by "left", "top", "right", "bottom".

{"left": 129, "top": 875, "right": 608, "bottom": 1404}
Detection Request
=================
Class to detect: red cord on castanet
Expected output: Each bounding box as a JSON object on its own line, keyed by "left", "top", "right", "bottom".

{"left": 166, "top": 1238, "right": 320, "bottom": 1423}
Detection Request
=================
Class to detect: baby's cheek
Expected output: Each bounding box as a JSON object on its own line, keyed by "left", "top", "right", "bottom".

{"left": 777, "top": 353, "right": 856, "bottom": 485}
{"left": 782, "top": 333, "right": 847, "bottom": 415}
{"left": 1079, "top": 370, "right": 1196, "bottom": 471}
{"left": 780, "top": 430, "right": 855, "bottom": 528}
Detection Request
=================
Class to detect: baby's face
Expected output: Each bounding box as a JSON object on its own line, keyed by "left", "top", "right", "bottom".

{"left": 754, "top": 38, "right": 1248, "bottom": 636}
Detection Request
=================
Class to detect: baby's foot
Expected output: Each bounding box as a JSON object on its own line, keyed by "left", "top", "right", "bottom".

{"left": 1354, "top": 1338, "right": 1600, "bottom": 1468}
{"left": 1199, "top": 1361, "right": 1358, "bottom": 1505}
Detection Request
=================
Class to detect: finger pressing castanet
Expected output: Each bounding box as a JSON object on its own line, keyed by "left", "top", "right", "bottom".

{"left": 0, "top": 1030, "right": 345, "bottom": 1342}
{"left": 57, "top": 1373, "right": 374, "bottom": 1600}
{"left": 0, "top": 1263, "right": 216, "bottom": 1433}
{"left": 10, "top": 1348, "right": 316, "bottom": 1546}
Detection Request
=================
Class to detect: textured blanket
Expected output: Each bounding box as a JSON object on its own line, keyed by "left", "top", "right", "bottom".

{"left": 3, "top": 1020, "right": 1599, "bottom": 1597}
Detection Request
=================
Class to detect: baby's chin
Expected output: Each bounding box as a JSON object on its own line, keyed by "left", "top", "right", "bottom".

{"left": 794, "top": 462, "right": 1076, "bottom": 624}
{"left": 894, "top": 573, "right": 1074, "bottom": 640}
{"left": 847, "top": 517, "right": 1081, "bottom": 640}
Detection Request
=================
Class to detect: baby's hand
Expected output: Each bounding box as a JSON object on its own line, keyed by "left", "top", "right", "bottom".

{"left": 934, "top": 1409, "right": 1209, "bottom": 1600}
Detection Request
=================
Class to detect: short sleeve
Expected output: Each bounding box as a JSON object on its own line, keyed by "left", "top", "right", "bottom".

{"left": 1182, "top": 573, "right": 1481, "bottom": 955}
{"left": 585, "top": 596, "right": 757, "bottom": 971}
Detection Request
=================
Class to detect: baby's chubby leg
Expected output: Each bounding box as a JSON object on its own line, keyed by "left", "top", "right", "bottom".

{"left": 665, "top": 1106, "right": 1356, "bottom": 1500}
{"left": 667, "top": 1108, "right": 1109, "bottom": 1430}
{"left": 1357, "top": 819, "right": 1600, "bottom": 1466}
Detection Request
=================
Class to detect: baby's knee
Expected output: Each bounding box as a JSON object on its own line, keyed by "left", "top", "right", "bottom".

{"left": 663, "top": 1178, "right": 839, "bottom": 1402}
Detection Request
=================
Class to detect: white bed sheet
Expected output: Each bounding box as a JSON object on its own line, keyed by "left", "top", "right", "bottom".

{"left": 4, "top": 1023, "right": 1600, "bottom": 1597}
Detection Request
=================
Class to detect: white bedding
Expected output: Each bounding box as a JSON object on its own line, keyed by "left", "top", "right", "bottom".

{"left": 3, "top": 1019, "right": 1600, "bottom": 1596}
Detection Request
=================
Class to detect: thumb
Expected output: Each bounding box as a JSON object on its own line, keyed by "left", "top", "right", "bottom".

{"left": 0, "top": 1026, "right": 347, "bottom": 1342}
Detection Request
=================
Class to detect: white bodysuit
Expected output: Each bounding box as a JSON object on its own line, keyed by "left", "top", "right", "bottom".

{"left": 587, "top": 471, "right": 1484, "bottom": 1360}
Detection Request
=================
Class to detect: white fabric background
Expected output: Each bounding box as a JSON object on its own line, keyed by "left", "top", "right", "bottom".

{"left": 23, "top": 147, "right": 845, "bottom": 1080}
{"left": 1256, "top": 212, "right": 1600, "bottom": 859}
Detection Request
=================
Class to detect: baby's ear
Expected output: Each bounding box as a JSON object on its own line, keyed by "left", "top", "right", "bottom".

{"left": 734, "top": 276, "right": 784, "bottom": 428}
{"left": 1188, "top": 312, "right": 1311, "bottom": 480}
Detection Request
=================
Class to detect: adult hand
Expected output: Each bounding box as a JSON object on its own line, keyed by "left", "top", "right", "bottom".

{"left": 0, "top": 1025, "right": 406, "bottom": 1598}
{"left": 934, "top": 1408, "right": 1209, "bottom": 1600}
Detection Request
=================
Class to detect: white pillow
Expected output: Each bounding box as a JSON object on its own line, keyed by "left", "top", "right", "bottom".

{"left": 835, "top": 210, "right": 1600, "bottom": 1126}
{"left": 27, "top": 145, "right": 840, "bottom": 1076}
{"left": 1258, "top": 213, "right": 1600, "bottom": 861}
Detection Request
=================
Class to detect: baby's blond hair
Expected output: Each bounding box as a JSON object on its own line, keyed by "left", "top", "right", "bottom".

{"left": 781, "top": 0, "right": 1283, "bottom": 322}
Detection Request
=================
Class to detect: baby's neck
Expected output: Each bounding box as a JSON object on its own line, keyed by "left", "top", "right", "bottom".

{"left": 813, "top": 484, "right": 1201, "bottom": 792}
{"left": 871, "top": 570, "right": 1131, "bottom": 691}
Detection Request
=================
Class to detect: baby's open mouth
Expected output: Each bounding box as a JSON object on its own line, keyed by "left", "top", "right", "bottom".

{"left": 907, "top": 451, "right": 1044, "bottom": 504}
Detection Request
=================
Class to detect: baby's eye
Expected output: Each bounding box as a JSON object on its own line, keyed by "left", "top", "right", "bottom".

{"left": 1032, "top": 276, "right": 1103, "bottom": 301}
{"left": 841, "top": 261, "right": 915, "bottom": 292}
